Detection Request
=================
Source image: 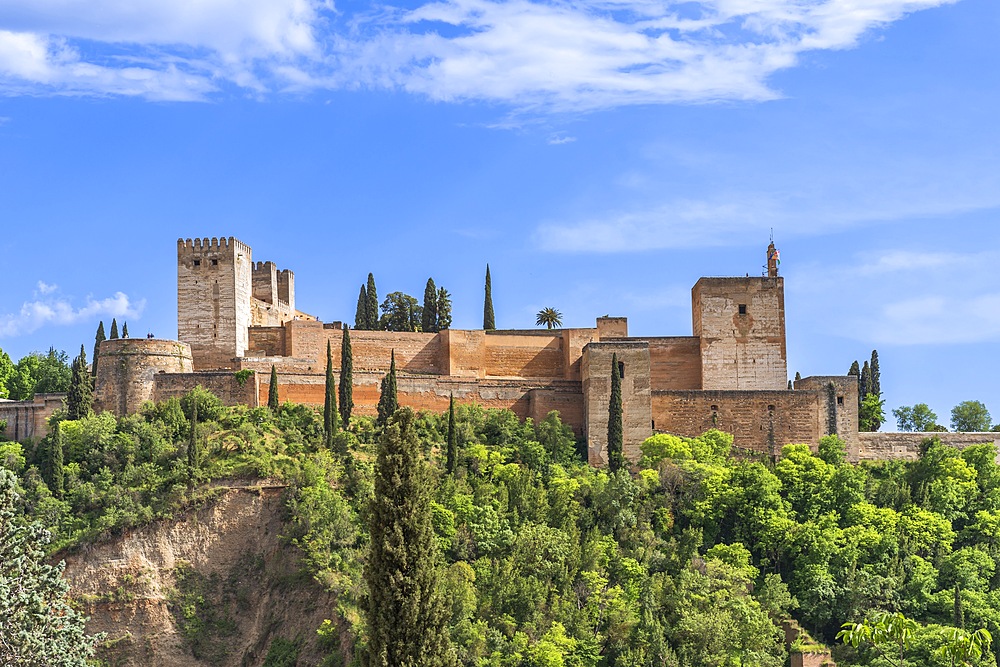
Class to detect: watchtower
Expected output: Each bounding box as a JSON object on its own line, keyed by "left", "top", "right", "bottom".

{"left": 177, "top": 237, "right": 253, "bottom": 370}
{"left": 692, "top": 274, "right": 787, "bottom": 391}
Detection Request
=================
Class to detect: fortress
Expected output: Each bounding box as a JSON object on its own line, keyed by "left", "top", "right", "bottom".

{"left": 83, "top": 236, "right": 864, "bottom": 464}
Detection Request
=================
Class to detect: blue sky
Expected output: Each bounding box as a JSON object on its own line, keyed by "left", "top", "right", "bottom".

{"left": 1, "top": 0, "right": 998, "bottom": 429}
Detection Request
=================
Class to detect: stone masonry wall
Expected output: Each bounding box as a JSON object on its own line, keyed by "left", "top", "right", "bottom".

{"left": 95, "top": 339, "right": 194, "bottom": 416}
{"left": 582, "top": 342, "right": 653, "bottom": 466}
{"left": 484, "top": 332, "right": 564, "bottom": 379}
{"left": 0, "top": 394, "right": 64, "bottom": 441}
{"left": 693, "top": 277, "right": 787, "bottom": 391}
{"left": 155, "top": 371, "right": 259, "bottom": 407}
{"left": 647, "top": 337, "right": 702, "bottom": 391}
{"left": 858, "top": 432, "right": 1000, "bottom": 462}
{"left": 652, "top": 389, "right": 825, "bottom": 457}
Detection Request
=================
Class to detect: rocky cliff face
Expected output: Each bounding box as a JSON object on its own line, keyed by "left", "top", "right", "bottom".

{"left": 62, "top": 484, "right": 337, "bottom": 666}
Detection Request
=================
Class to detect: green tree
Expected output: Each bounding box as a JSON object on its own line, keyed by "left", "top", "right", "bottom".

{"left": 870, "top": 349, "right": 881, "bottom": 398}
{"left": 188, "top": 394, "right": 198, "bottom": 477}
{"left": 110, "top": 318, "right": 119, "bottom": 339}
{"left": 849, "top": 360, "right": 860, "bottom": 377}
{"left": 422, "top": 278, "right": 438, "bottom": 333}
{"left": 364, "top": 409, "right": 453, "bottom": 667}
{"left": 380, "top": 292, "right": 421, "bottom": 332}
{"left": 92, "top": 321, "right": 106, "bottom": 378}
{"left": 339, "top": 326, "right": 354, "bottom": 427}
{"left": 0, "top": 469, "right": 101, "bottom": 666}
{"left": 608, "top": 353, "right": 624, "bottom": 472}
{"left": 48, "top": 422, "right": 64, "bottom": 498}
{"left": 446, "top": 394, "right": 457, "bottom": 475}
{"left": 484, "top": 264, "right": 495, "bottom": 330}
{"left": 936, "top": 627, "right": 993, "bottom": 667}
{"left": 860, "top": 361, "right": 871, "bottom": 409}
{"left": 324, "top": 340, "right": 338, "bottom": 447}
{"left": 66, "top": 345, "right": 93, "bottom": 421}
{"left": 122, "top": 321, "right": 129, "bottom": 338}
{"left": 436, "top": 287, "right": 452, "bottom": 330}
{"left": 0, "top": 349, "right": 14, "bottom": 399}
{"left": 366, "top": 273, "right": 379, "bottom": 331}
{"left": 860, "top": 393, "right": 886, "bottom": 432}
{"left": 535, "top": 307, "right": 563, "bottom": 330}
{"left": 894, "top": 403, "right": 942, "bottom": 432}
{"left": 268, "top": 365, "right": 280, "bottom": 411}
{"left": 356, "top": 285, "right": 369, "bottom": 330}
{"left": 838, "top": 611, "right": 919, "bottom": 666}
{"left": 951, "top": 401, "right": 992, "bottom": 432}
{"left": 377, "top": 351, "right": 398, "bottom": 427}
{"left": 9, "top": 348, "right": 71, "bottom": 400}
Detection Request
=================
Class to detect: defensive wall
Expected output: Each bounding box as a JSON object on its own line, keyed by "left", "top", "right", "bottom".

{"left": 94, "top": 338, "right": 194, "bottom": 415}
{"left": 858, "top": 432, "right": 1000, "bottom": 463}
{"left": 0, "top": 394, "right": 65, "bottom": 441}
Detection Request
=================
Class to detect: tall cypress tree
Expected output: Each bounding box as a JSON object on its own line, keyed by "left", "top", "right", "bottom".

{"left": 377, "top": 351, "right": 398, "bottom": 426}
{"left": 607, "top": 353, "right": 624, "bottom": 472}
{"left": 422, "top": 278, "right": 438, "bottom": 333}
{"left": 268, "top": 365, "right": 280, "bottom": 411}
{"left": 364, "top": 408, "right": 453, "bottom": 667}
{"left": 109, "top": 318, "right": 119, "bottom": 340}
{"left": 446, "top": 394, "right": 457, "bottom": 475}
{"left": 437, "top": 287, "right": 452, "bottom": 330}
{"left": 356, "top": 285, "right": 369, "bottom": 330}
{"left": 848, "top": 360, "right": 860, "bottom": 377}
{"left": 188, "top": 396, "right": 198, "bottom": 478}
{"left": 859, "top": 361, "right": 871, "bottom": 408}
{"left": 339, "top": 326, "right": 354, "bottom": 428}
{"left": 121, "top": 322, "right": 129, "bottom": 338}
{"left": 324, "top": 340, "right": 338, "bottom": 447}
{"left": 366, "top": 273, "right": 379, "bottom": 331}
{"left": 49, "top": 422, "right": 64, "bottom": 498}
{"left": 66, "top": 345, "right": 93, "bottom": 421}
{"left": 870, "top": 349, "right": 881, "bottom": 398}
{"left": 92, "top": 321, "right": 106, "bottom": 378}
{"left": 483, "top": 264, "right": 495, "bottom": 330}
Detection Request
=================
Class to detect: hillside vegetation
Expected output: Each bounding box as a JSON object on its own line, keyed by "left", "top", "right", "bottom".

{"left": 3, "top": 388, "right": 1000, "bottom": 666}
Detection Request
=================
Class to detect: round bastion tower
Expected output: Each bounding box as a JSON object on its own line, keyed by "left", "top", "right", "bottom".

{"left": 94, "top": 338, "right": 194, "bottom": 416}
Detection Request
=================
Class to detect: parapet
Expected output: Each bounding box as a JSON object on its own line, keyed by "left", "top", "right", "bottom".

{"left": 177, "top": 237, "right": 252, "bottom": 257}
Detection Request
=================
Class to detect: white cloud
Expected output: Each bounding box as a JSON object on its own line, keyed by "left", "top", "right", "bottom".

{"left": 548, "top": 134, "right": 576, "bottom": 145}
{"left": 0, "top": 287, "right": 145, "bottom": 338}
{"left": 0, "top": 0, "right": 958, "bottom": 108}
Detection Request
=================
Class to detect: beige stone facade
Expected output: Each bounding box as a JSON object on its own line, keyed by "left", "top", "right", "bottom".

{"left": 91, "top": 236, "right": 862, "bottom": 466}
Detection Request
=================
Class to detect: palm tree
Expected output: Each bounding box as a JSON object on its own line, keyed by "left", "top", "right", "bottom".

{"left": 535, "top": 307, "right": 563, "bottom": 329}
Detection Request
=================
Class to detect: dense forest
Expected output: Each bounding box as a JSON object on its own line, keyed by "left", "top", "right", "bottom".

{"left": 2, "top": 385, "right": 1000, "bottom": 666}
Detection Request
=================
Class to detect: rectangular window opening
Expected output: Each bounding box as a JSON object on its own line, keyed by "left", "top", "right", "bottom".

{"left": 711, "top": 405, "right": 718, "bottom": 412}
{"left": 193, "top": 259, "right": 201, "bottom": 267}
{"left": 211, "top": 258, "right": 219, "bottom": 266}
{"left": 768, "top": 404, "right": 776, "bottom": 412}
{"left": 618, "top": 361, "right": 625, "bottom": 378}
{"left": 738, "top": 304, "right": 747, "bottom": 315}
{"left": 837, "top": 396, "right": 844, "bottom": 405}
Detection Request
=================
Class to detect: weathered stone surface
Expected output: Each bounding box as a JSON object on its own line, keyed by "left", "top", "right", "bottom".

{"left": 859, "top": 432, "right": 1000, "bottom": 462}
{"left": 0, "top": 393, "right": 64, "bottom": 441}
{"left": 95, "top": 339, "right": 194, "bottom": 416}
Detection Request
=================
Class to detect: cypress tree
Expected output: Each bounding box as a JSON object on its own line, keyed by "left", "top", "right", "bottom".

{"left": 870, "top": 349, "right": 881, "bottom": 398}
{"left": 364, "top": 408, "right": 453, "bottom": 667}
{"left": 188, "top": 396, "right": 198, "bottom": 477}
{"left": 66, "top": 345, "right": 93, "bottom": 421}
{"left": 483, "top": 264, "right": 495, "bottom": 330}
{"left": 377, "top": 350, "right": 398, "bottom": 426}
{"left": 608, "top": 353, "right": 624, "bottom": 472}
{"left": 859, "top": 361, "right": 871, "bottom": 406}
{"left": 446, "top": 394, "right": 457, "bottom": 475}
{"left": 268, "top": 365, "right": 280, "bottom": 411}
{"left": 422, "top": 278, "right": 438, "bottom": 333}
{"left": 50, "top": 422, "right": 64, "bottom": 498}
{"left": 356, "top": 285, "right": 369, "bottom": 330}
{"left": 324, "top": 340, "right": 338, "bottom": 447}
{"left": 92, "top": 321, "right": 105, "bottom": 378}
{"left": 366, "top": 273, "right": 379, "bottom": 331}
{"left": 794, "top": 371, "right": 802, "bottom": 382}
{"left": 436, "top": 287, "right": 452, "bottom": 330}
{"left": 122, "top": 322, "right": 129, "bottom": 338}
{"left": 109, "top": 318, "right": 119, "bottom": 340}
{"left": 848, "top": 360, "right": 860, "bottom": 377}
{"left": 339, "top": 326, "right": 354, "bottom": 428}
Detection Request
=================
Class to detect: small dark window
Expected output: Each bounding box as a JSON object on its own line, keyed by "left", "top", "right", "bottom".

{"left": 193, "top": 259, "right": 201, "bottom": 267}
{"left": 618, "top": 361, "right": 625, "bottom": 378}
{"left": 738, "top": 304, "right": 747, "bottom": 315}
{"left": 768, "top": 404, "right": 776, "bottom": 412}
{"left": 651, "top": 420, "right": 656, "bottom": 430}
{"left": 711, "top": 405, "right": 718, "bottom": 412}
{"left": 837, "top": 396, "right": 844, "bottom": 405}
{"left": 211, "top": 259, "right": 219, "bottom": 266}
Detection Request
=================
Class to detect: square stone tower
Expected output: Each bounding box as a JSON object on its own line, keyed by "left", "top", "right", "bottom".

{"left": 177, "top": 237, "right": 253, "bottom": 370}
{"left": 692, "top": 277, "right": 787, "bottom": 390}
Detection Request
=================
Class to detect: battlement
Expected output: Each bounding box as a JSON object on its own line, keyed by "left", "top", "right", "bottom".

{"left": 177, "top": 237, "right": 252, "bottom": 256}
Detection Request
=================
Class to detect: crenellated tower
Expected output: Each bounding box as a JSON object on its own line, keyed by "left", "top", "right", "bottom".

{"left": 177, "top": 237, "right": 253, "bottom": 370}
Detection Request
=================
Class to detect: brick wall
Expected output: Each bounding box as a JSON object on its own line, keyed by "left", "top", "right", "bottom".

{"left": 858, "top": 432, "right": 1000, "bottom": 462}
{"left": 484, "top": 332, "right": 564, "bottom": 378}
{"left": 582, "top": 342, "right": 653, "bottom": 465}
{"left": 247, "top": 327, "right": 286, "bottom": 357}
{"left": 647, "top": 337, "right": 702, "bottom": 390}
{"left": 652, "top": 389, "right": 825, "bottom": 457}
{"left": 155, "top": 371, "right": 259, "bottom": 407}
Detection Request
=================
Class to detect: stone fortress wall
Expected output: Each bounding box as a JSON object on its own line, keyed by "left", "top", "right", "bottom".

{"left": 85, "top": 235, "right": 886, "bottom": 465}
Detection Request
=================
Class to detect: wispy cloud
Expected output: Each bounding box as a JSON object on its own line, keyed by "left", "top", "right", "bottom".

{"left": 548, "top": 134, "right": 577, "bottom": 145}
{"left": 0, "top": 285, "right": 145, "bottom": 338}
{"left": 0, "top": 0, "right": 957, "bottom": 109}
